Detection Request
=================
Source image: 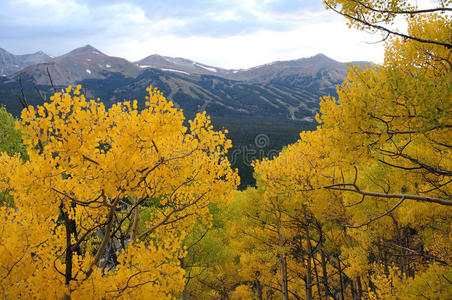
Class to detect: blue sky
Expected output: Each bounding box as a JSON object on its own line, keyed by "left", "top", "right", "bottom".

{"left": 0, "top": 0, "right": 385, "bottom": 68}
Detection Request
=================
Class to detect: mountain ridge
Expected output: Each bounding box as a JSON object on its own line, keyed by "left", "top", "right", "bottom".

{"left": 0, "top": 45, "right": 370, "bottom": 187}
{"left": 7, "top": 45, "right": 141, "bottom": 86}
{"left": 0, "top": 45, "right": 370, "bottom": 123}
{"left": 2, "top": 44, "right": 370, "bottom": 84}
{"left": 0, "top": 48, "right": 52, "bottom": 76}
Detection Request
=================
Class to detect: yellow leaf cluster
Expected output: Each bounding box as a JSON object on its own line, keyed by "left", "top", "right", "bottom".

{"left": 0, "top": 85, "right": 238, "bottom": 298}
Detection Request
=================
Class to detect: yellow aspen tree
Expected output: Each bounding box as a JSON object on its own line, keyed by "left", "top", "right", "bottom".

{"left": 0, "top": 85, "right": 238, "bottom": 299}
{"left": 314, "top": 13, "right": 451, "bottom": 297}
{"left": 323, "top": 0, "right": 452, "bottom": 49}
{"left": 251, "top": 130, "right": 352, "bottom": 300}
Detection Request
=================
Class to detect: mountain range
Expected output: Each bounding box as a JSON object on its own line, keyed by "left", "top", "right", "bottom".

{"left": 0, "top": 45, "right": 370, "bottom": 187}
{"left": 0, "top": 45, "right": 368, "bottom": 121}
{"left": 0, "top": 48, "right": 52, "bottom": 76}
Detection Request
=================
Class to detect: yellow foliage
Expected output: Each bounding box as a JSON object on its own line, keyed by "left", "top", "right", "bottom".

{"left": 0, "top": 85, "right": 238, "bottom": 298}
{"left": 231, "top": 285, "right": 253, "bottom": 299}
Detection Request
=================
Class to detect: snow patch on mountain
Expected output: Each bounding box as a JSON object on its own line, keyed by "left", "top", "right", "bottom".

{"left": 160, "top": 68, "right": 190, "bottom": 75}
{"left": 194, "top": 63, "right": 217, "bottom": 73}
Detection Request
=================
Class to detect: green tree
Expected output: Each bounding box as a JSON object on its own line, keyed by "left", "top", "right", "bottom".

{"left": 0, "top": 106, "right": 26, "bottom": 158}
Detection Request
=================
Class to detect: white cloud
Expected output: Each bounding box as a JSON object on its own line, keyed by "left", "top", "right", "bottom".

{"left": 3, "top": 0, "right": 385, "bottom": 68}
{"left": 103, "top": 12, "right": 384, "bottom": 68}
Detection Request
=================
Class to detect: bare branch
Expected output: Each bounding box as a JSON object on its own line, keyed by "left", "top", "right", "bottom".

{"left": 349, "top": 0, "right": 452, "bottom": 15}
{"left": 325, "top": 2, "right": 452, "bottom": 49}
{"left": 324, "top": 184, "right": 452, "bottom": 206}
{"left": 34, "top": 84, "right": 46, "bottom": 102}
{"left": 18, "top": 75, "right": 28, "bottom": 109}
{"left": 46, "top": 67, "right": 57, "bottom": 92}
{"left": 346, "top": 197, "right": 405, "bottom": 228}
{"left": 351, "top": 0, "right": 452, "bottom": 15}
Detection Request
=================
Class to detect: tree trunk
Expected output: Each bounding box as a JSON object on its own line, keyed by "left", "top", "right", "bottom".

{"left": 60, "top": 204, "right": 77, "bottom": 300}
{"left": 276, "top": 208, "right": 289, "bottom": 300}
{"left": 313, "top": 254, "right": 322, "bottom": 300}
{"left": 351, "top": 279, "right": 358, "bottom": 300}
{"left": 357, "top": 276, "right": 363, "bottom": 299}
{"left": 303, "top": 205, "right": 313, "bottom": 300}
{"left": 253, "top": 279, "right": 263, "bottom": 300}
{"left": 337, "top": 256, "right": 345, "bottom": 300}
{"left": 130, "top": 203, "right": 140, "bottom": 241}
{"left": 182, "top": 275, "right": 189, "bottom": 300}
{"left": 181, "top": 257, "right": 189, "bottom": 300}
{"left": 321, "top": 250, "right": 332, "bottom": 299}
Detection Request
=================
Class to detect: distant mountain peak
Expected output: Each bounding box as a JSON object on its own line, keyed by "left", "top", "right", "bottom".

{"left": 0, "top": 48, "right": 11, "bottom": 54}
{"left": 164, "top": 56, "right": 196, "bottom": 65}
{"left": 297, "top": 53, "right": 337, "bottom": 63}
{"left": 82, "top": 44, "right": 96, "bottom": 50}
{"left": 0, "top": 48, "right": 52, "bottom": 76}
{"left": 311, "top": 53, "right": 328, "bottom": 58}
{"left": 68, "top": 45, "right": 105, "bottom": 56}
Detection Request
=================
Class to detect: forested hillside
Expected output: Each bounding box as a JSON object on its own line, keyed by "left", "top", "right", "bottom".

{"left": 0, "top": 0, "right": 450, "bottom": 299}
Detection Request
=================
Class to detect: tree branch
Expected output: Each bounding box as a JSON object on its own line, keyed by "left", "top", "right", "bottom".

{"left": 325, "top": 2, "right": 452, "bottom": 49}
{"left": 346, "top": 197, "right": 405, "bottom": 228}
{"left": 349, "top": 0, "right": 452, "bottom": 15}
{"left": 324, "top": 184, "right": 452, "bottom": 206}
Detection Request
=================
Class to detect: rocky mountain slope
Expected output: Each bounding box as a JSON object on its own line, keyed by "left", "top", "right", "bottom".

{"left": 0, "top": 45, "right": 368, "bottom": 122}
{"left": 12, "top": 45, "right": 141, "bottom": 86}
{"left": 136, "top": 54, "right": 235, "bottom": 76}
{"left": 0, "top": 48, "right": 52, "bottom": 76}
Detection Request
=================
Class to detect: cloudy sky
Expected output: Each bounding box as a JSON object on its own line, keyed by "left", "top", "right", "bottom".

{"left": 0, "top": 0, "right": 387, "bottom": 68}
